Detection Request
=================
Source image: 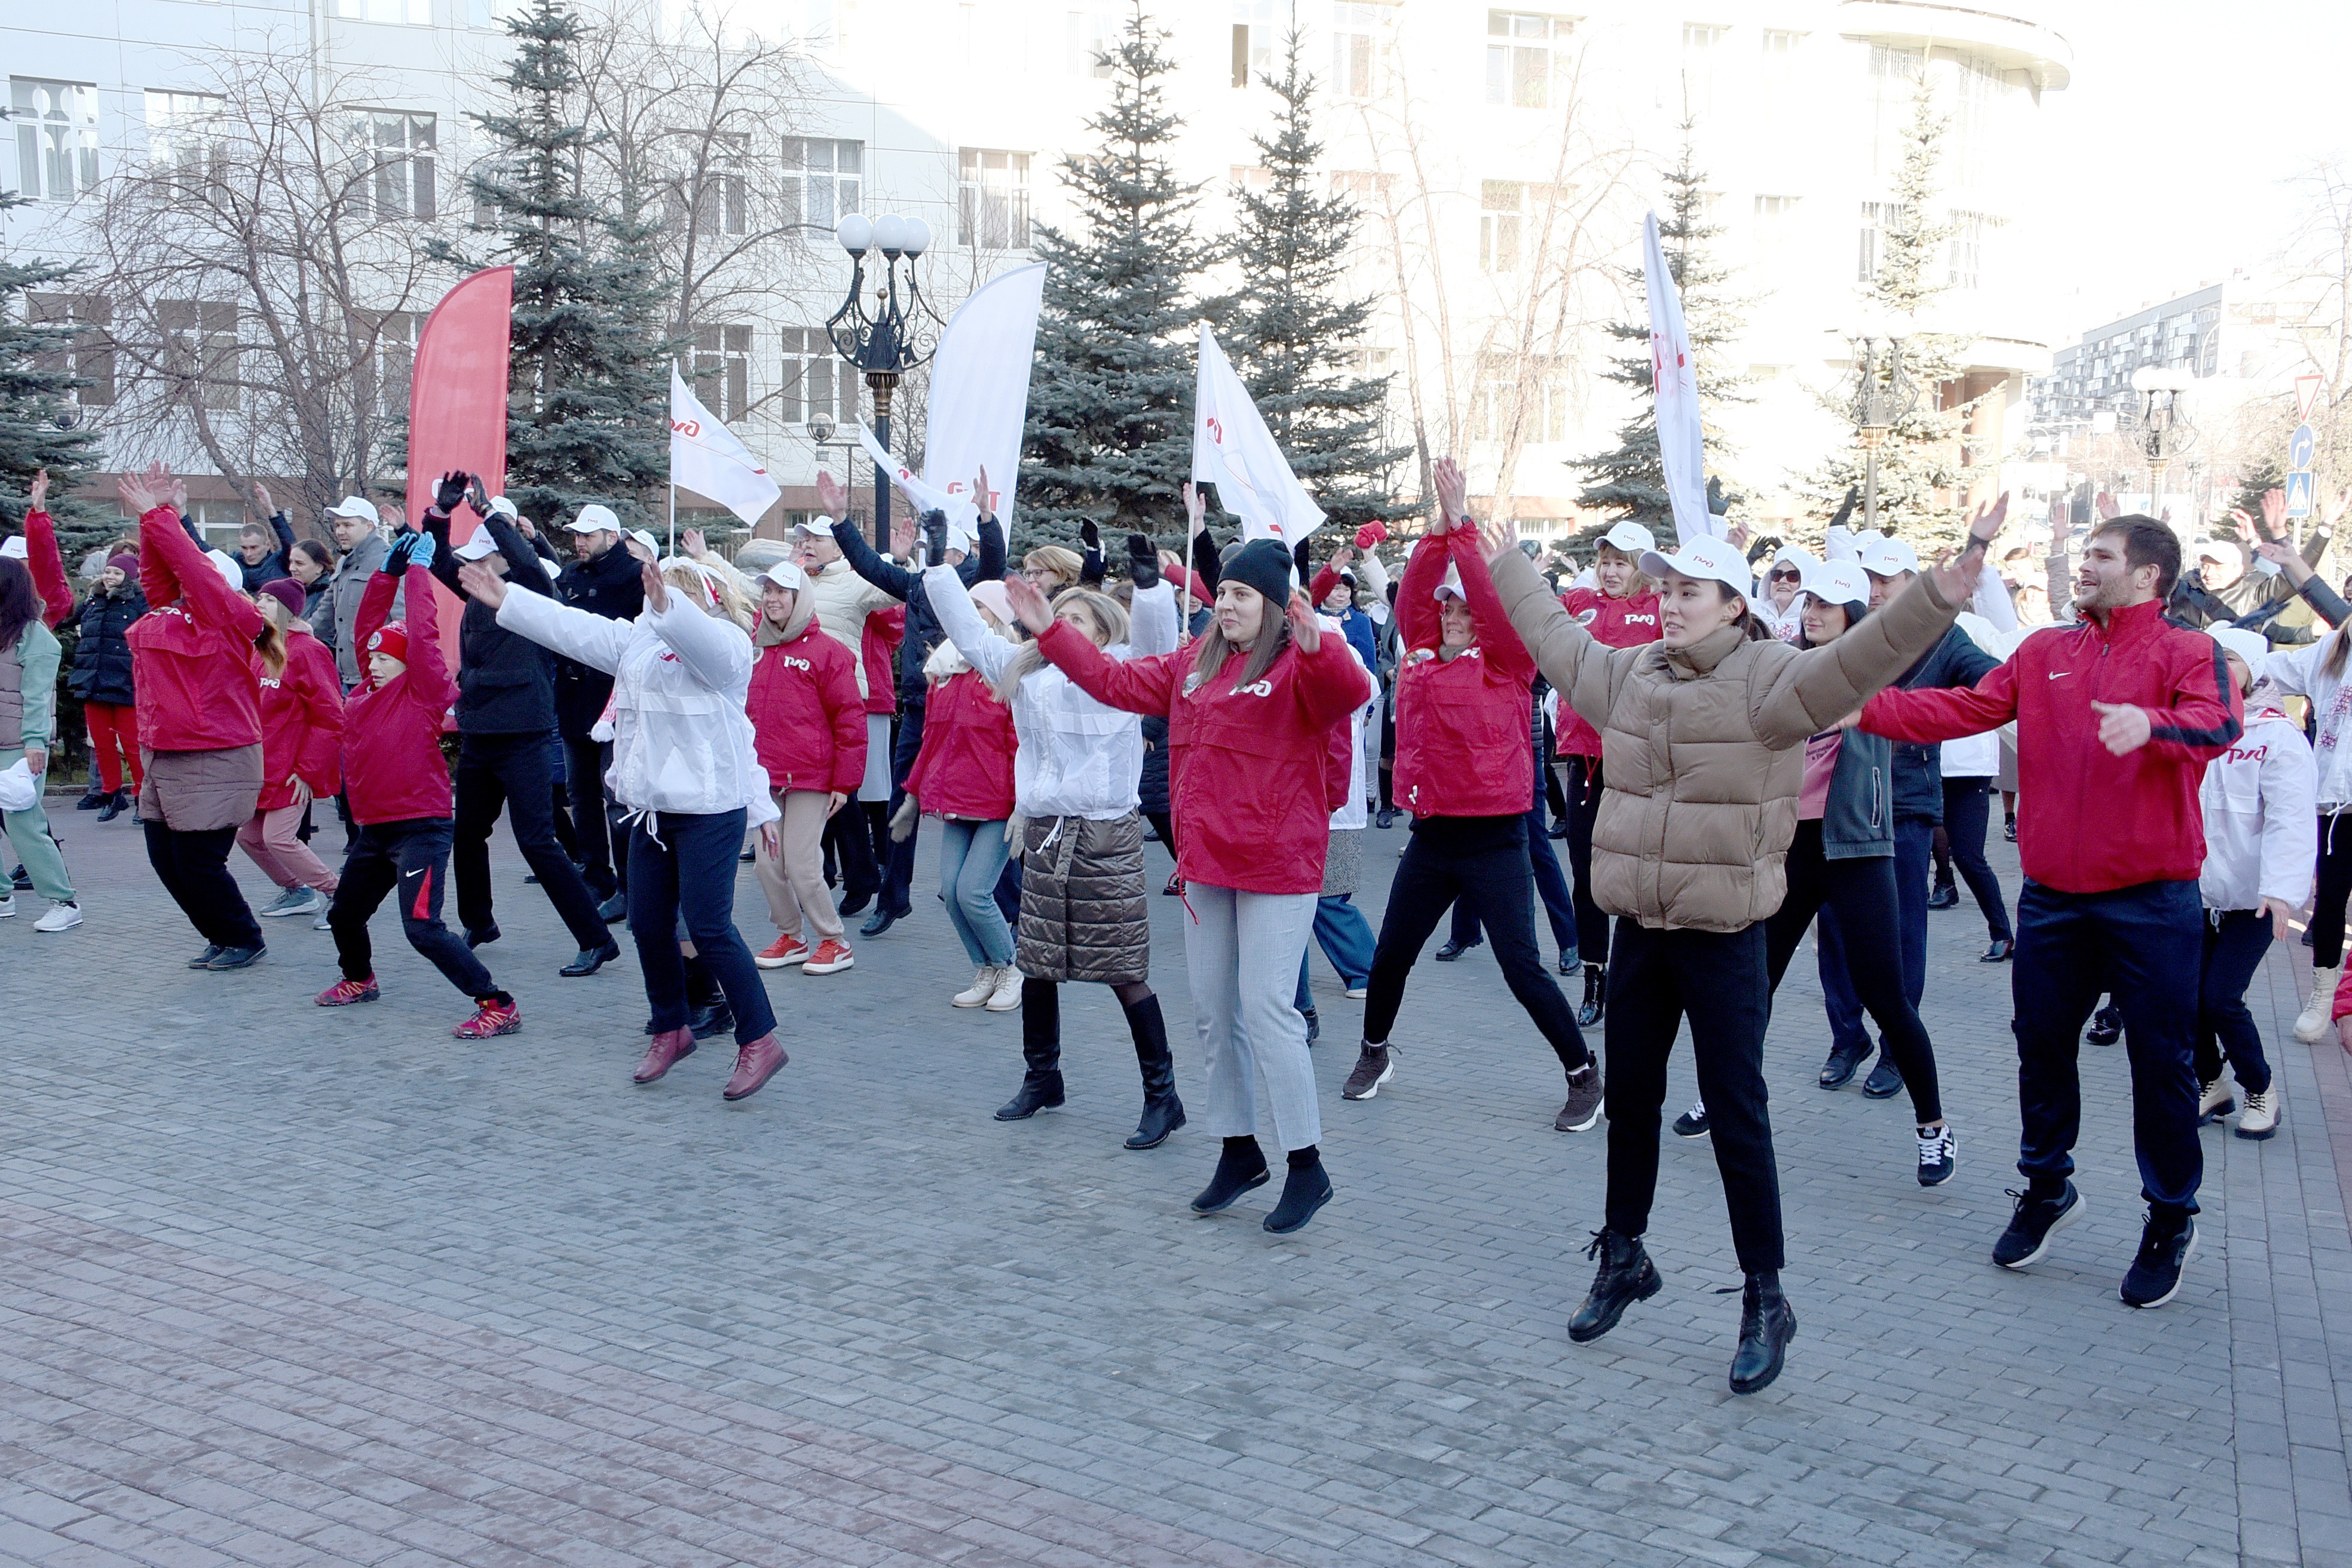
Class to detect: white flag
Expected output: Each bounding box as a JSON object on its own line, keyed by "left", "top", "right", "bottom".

{"left": 923, "top": 262, "right": 1046, "bottom": 535}
{"left": 1192, "top": 322, "right": 1324, "bottom": 547}
{"left": 1644, "top": 212, "right": 1714, "bottom": 542}
{"left": 856, "top": 419, "right": 971, "bottom": 547}
{"left": 669, "top": 367, "right": 780, "bottom": 528}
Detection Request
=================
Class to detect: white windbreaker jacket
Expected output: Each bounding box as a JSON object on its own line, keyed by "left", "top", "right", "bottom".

{"left": 2258, "top": 635, "right": 2352, "bottom": 814}
{"left": 2198, "top": 702, "right": 2317, "bottom": 914}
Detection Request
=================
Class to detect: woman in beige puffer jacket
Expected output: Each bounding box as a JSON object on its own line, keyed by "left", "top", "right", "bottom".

{"left": 1472, "top": 501, "right": 2000, "bottom": 1397}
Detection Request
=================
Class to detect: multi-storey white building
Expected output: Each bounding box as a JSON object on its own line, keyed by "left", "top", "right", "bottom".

{"left": 4, "top": 0, "right": 2072, "bottom": 546}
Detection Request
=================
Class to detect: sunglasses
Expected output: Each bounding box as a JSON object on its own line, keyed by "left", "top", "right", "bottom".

{"left": 1768, "top": 568, "right": 1802, "bottom": 581}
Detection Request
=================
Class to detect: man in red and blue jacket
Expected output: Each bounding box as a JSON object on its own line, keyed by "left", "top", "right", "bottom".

{"left": 1861, "top": 516, "right": 2241, "bottom": 1310}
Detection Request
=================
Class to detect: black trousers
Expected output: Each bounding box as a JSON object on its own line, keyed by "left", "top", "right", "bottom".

{"left": 1933, "top": 776, "right": 2011, "bottom": 942}
{"left": 627, "top": 808, "right": 775, "bottom": 1045}
{"left": 330, "top": 817, "right": 501, "bottom": 1000}
{"left": 144, "top": 820, "right": 261, "bottom": 950}
{"left": 1362, "top": 815, "right": 1590, "bottom": 1074}
{"left": 1763, "top": 822, "right": 1944, "bottom": 1124}
{"left": 2194, "top": 908, "right": 2275, "bottom": 1096}
{"left": 562, "top": 733, "right": 624, "bottom": 900}
{"left": 823, "top": 797, "right": 880, "bottom": 902}
{"left": 1560, "top": 755, "right": 1612, "bottom": 963}
{"left": 2012, "top": 878, "right": 2203, "bottom": 1215}
{"left": 881, "top": 701, "right": 926, "bottom": 914}
{"left": 1604, "top": 920, "right": 1783, "bottom": 1273}
{"left": 1448, "top": 800, "right": 1578, "bottom": 956}
{"left": 2310, "top": 811, "right": 2352, "bottom": 969}
{"left": 454, "top": 732, "right": 609, "bottom": 949}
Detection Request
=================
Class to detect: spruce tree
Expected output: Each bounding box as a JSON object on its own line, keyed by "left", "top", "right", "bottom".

{"left": 0, "top": 192, "right": 106, "bottom": 556}
{"left": 444, "top": 0, "right": 669, "bottom": 528}
{"left": 1020, "top": 1, "right": 1210, "bottom": 549}
{"left": 1805, "top": 74, "right": 1983, "bottom": 553}
{"left": 1223, "top": 30, "right": 1408, "bottom": 533}
{"left": 1573, "top": 129, "right": 1748, "bottom": 549}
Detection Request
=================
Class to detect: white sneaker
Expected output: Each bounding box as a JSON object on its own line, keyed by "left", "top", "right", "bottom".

{"left": 1344, "top": 985, "right": 1368, "bottom": 1000}
{"left": 2236, "top": 1083, "right": 2280, "bottom": 1140}
{"left": 33, "top": 900, "right": 81, "bottom": 933}
{"left": 2196, "top": 1076, "right": 2236, "bottom": 1123}
{"left": 2295, "top": 967, "right": 2338, "bottom": 1042}
{"left": 985, "top": 963, "right": 1024, "bottom": 1011}
{"left": 952, "top": 965, "right": 999, "bottom": 1007}
{"left": 0, "top": 894, "right": 13, "bottom": 918}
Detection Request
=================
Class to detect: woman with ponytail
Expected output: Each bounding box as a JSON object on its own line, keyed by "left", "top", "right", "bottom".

{"left": 235, "top": 580, "right": 344, "bottom": 922}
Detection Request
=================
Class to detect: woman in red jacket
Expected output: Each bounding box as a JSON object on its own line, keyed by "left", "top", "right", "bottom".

{"left": 746, "top": 560, "right": 866, "bottom": 976}
{"left": 901, "top": 579, "right": 1021, "bottom": 1010}
{"left": 1012, "top": 534, "right": 1371, "bottom": 1235}
{"left": 1554, "top": 518, "right": 1663, "bottom": 1027}
{"left": 313, "top": 522, "right": 517, "bottom": 1039}
{"left": 235, "top": 579, "right": 344, "bottom": 921}
{"left": 1345, "top": 458, "right": 1600, "bottom": 1132}
{"left": 117, "top": 463, "right": 271, "bottom": 969}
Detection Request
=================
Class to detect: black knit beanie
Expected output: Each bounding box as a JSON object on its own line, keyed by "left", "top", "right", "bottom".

{"left": 1221, "top": 537, "right": 1295, "bottom": 610}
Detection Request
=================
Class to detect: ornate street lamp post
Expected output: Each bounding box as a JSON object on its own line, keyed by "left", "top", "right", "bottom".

{"left": 1848, "top": 334, "right": 1920, "bottom": 535}
{"left": 826, "top": 212, "right": 942, "bottom": 551}
{"left": 2128, "top": 365, "right": 2197, "bottom": 535}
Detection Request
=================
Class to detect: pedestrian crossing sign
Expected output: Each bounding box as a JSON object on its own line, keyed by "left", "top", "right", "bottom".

{"left": 2286, "top": 468, "right": 2315, "bottom": 519}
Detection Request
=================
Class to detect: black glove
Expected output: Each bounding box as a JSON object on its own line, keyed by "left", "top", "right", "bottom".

{"left": 921, "top": 509, "right": 948, "bottom": 567}
{"left": 1079, "top": 519, "right": 1100, "bottom": 553}
{"left": 466, "top": 474, "right": 492, "bottom": 517}
{"left": 433, "top": 470, "right": 468, "bottom": 515}
{"left": 379, "top": 531, "right": 414, "bottom": 575}
{"left": 1190, "top": 526, "right": 1221, "bottom": 595}
{"left": 1829, "top": 486, "right": 1859, "bottom": 531}
{"left": 1126, "top": 534, "right": 1159, "bottom": 590}
{"left": 1293, "top": 539, "right": 1313, "bottom": 581}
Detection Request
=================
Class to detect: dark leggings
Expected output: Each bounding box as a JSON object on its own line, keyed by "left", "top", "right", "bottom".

{"left": 1560, "top": 755, "right": 1612, "bottom": 962}
{"left": 1931, "top": 776, "right": 2011, "bottom": 942}
{"left": 1362, "top": 816, "right": 1590, "bottom": 1075}
{"left": 2194, "top": 909, "right": 2274, "bottom": 1095}
{"left": 1764, "top": 822, "right": 1944, "bottom": 1124}
{"left": 1146, "top": 810, "right": 1176, "bottom": 858}
{"left": 2311, "top": 811, "right": 2352, "bottom": 969}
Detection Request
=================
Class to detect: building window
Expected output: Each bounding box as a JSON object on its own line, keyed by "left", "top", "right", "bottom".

{"left": 11, "top": 78, "right": 100, "bottom": 203}
{"left": 328, "top": 0, "right": 432, "bottom": 23}
{"left": 159, "top": 300, "right": 240, "bottom": 412}
{"left": 690, "top": 324, "right": 752, "bottom": 422}
{"left": 1857, "top": 200, "right": 1907, "bottom": 283}
{"left": 357, "top": 310, "right": 415, "bottom": 420}
{"left": 467, "top": 0, "right": 533, "bottom": 26}
{"left": 1947, "top": 209, "right": 1990, "bottom": 291}
{"left": 782, "top": 137, "right": 862, "bottom": 235}
{"left": 1681, "top": 23, "right": 1726, "bottom": 115}
{"left": 1232, "top": 0, "right": 1278, "bottom": 89}
{"left": 780, "top": 327, "right": 850, "bottom": 427}
{"left": 145, "top": 90, "right": 230, "bottom": 200}
{"left": 1480, "top": 180, "right": 1523, "bottom": 272}
{"left": 958, "top": 148, "right": 1031, "bottom": 250}
{"left": 1330, "top": 169, "right": 1394, "bottom": 203}
{"left": 1466, "top": 363, "right": 1569, "bottom": 443}
{"left": 667, "top": 131, "right": 746, "bottom": 237}
{"left": 1067, "top": 5, "right": 1116, "bottom": 76}
{"left": 1486, "top": 13, "right": 1569, "bottom": 109}
{"left": 1760, "top": 29, "right": 1802, "bottom": 54}
{"left": 1681, "top": 23, "right": 1726, "bottom": 48}
{"left": 1869, "top": 44, "right": 1924, "bottom": 179}
{"left": 1331, "top": 2, "right": 1394, "bottom": 100}
{"left": 353, "top": 112, "right": 436, "bottom": 219}
{"left": 28, "top": 294, "right": 114, "bottom": 408}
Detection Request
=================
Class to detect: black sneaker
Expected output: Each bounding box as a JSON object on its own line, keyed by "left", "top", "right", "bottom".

{"left": 1262, "top": 1159, "right": 1333, "bottom": 1234}
{"left": 1916, "top": 1124, "right": 1956, "bottom": 1187}
{"left": 1375, "top": 807, "right": 1395, "bottom": 830}
{"left": 1992, "top": 1182, "right": 2083, "bottom": 1270}
{"left": 187, "top": 944, "right": 225, "bottom": 969}
{"left": 1300, "top": 1005, "right": 1319, "bottom": 1045}
{"left": 2085, "top": 1004, "right": 2123, "bottom": 1047}
{"left": 2120, "top": 1210, "right": 2197, "bottom": 1309}
{"left": 1555, "top": 1063, "right": 1603, "bottom": 1132}
{"left": 1342, "top": 1043, "right": 1394, "bottom": 1100}
{"left": 2002, "top": 813, "right": 2017, "bottom": 842}
{"left": 1673, "top": 1099, "right": 1710, "bottom": 1138}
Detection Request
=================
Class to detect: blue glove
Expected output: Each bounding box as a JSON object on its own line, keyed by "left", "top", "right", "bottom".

{"left": 406, "top": 531, "right": 436, "bottom": 569}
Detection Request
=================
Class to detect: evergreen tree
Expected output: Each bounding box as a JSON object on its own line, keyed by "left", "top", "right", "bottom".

{"left": 1805, "top": 74, "right": 1984, "bottom": 553}
{"left": 443, "top": 0, "right": 669, "bottom": 527}
{"left": 1573, "top": 128, "right": 1748, "bottom": 549}
{"left": 1223, "top": 30, "right": 1408, "bottom": 533}
{"left": 1020, "top": 1, "right": 1211, "bottom": 549}
{"left": 0, "top": 192, "right": 106, "bottom": 556}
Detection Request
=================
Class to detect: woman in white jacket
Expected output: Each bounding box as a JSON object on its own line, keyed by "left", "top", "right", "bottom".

{"left": 2195, "top": 627, "right": 2316, "bottom": 1140}
{"left": 927, "top": 560, "right": 1184, "bottom": 1149}
{"left": 461, "top": 554, "right": 789, "bottom": 1101}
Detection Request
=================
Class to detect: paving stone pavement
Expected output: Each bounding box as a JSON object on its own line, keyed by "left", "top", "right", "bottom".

{"left": 1, "top": 808, "right": 2349, "bottom": 1567}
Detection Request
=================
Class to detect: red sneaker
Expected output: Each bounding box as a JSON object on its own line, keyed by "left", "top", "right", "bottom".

{"left": 801, "top": 938, "right": 855, "bottom": 975}
{"left": 755, "top": 933, "right": 810, "bottom": 969}
{"left": 315, "top": 975, "right": 379, "bottom": 1007}
{"left": 634, "top": 1027, "right": 695, "bottom": 1083}
{"left": 721, "top": 1034, "right": 789, "bottom": 1101}
{"left": 453, "top": 999, "right": 521, "bottom": 1039}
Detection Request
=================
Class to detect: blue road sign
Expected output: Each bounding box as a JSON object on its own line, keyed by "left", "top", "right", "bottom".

{"left": 2292, "top": 422, "right": 2317, "bottom": 470}
{"left": 2287, "top": 468, "right": 2316, "bottom": 519}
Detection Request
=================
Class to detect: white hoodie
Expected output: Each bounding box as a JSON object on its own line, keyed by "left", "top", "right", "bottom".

{"left": 2197, "top": 699, "right": 2317, "bottom": 914}
{"left": 2258, "top": 632, "right": 2352, "bottom": 813}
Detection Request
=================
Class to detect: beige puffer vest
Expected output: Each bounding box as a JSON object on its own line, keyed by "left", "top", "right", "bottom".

{"left": 1492, "top": 548, "right": 1959, "bottom": 932}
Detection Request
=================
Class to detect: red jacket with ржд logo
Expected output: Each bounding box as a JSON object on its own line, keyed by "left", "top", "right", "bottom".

{"left": 253, "top": 633, "right": 344, "bottom": 812}
{"left": 745, "top": 622, "right": 866, "bottom": 795}
{"left": 862, "top": 606, "right": 904, "bottom": 716}
{"left": 1392, "top": 529, "right": 1536, "bottom": 819}
{"left": 1860, "top": 598, "right": 2242, "bottom": 894}
{"left": 341, "top": 563, "right": 456, "bottom": 825}
{"left": 127, "top": 506, "right": 265, "bottom": 754}
{"left": 1037, "top": 617, "right": 1373, "bottom": 894}
{"left": 904, "top": 667, "right": 1016, "bottom": 820}
{"left": 1552, "top": 586, "right": 1662, "bottom": 759}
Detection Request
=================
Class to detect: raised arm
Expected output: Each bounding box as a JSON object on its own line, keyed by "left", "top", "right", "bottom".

{"left": 924, "top": 563, "right": 1019, "bottom": 683}
{"left": 21, "top": 506, "right": 71, "bottom": 628}
{"left": 647, "top": 594, "right": 754, "bottom": 696}
{"left": 1035, "top": 618, "right": 1183, "bottom": 716}
{"left": 398, "top": 561, "right": 456, "bottom": 712}
{"left": 353, "top": 562, "right": 402, "bottom": 671}
{"left": 1971, "top": 559, "right": 2019, "bottom": 634}
{"left": 1753, "top": 570, "right": 1961, "bottom": 745}
{"left": 834, "top": 515, "right": 917, "bottom": 603}
{"left": 485, "top": 512, "right": 554, "bottom": 599}
{"left": 1288, "top": 629, "right": 1376, "bottom": 729}
{"left": 1396, "top": 532, "right": 1447, "bottom": 650}
{"left": 1128, "top": 579, "right": 1179, "bottom": 656}
{"left": 1450, "top": 529, "right": 1533, "bottom": 681}
{"left": 492, "top": 580, "right": 638, "bottom": 675}
{"left": 1487, "top": 541, "right": 1617, "bottom": 733}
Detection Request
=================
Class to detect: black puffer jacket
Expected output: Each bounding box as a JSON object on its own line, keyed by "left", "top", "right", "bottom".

{"left": 553, "top": 539, "right": 646, "bottom": 739}
{"left": 424, "top": 509, "right": 561, "bottom": 735}
{"left": 66, "top": 583, "right": 146, "bottom": 706}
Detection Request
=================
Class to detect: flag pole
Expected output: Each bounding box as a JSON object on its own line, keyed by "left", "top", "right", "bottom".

{"left": 667, "top": 482, "right": 676, "bottom": 559}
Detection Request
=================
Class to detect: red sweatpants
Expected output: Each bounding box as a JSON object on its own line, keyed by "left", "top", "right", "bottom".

{"left": 84, "top": 702, "right": 142, "bottom": 792}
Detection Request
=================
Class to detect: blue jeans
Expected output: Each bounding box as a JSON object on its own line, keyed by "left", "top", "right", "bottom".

{"left": 937, "top": 817, "right": 1015, "bottom": 967}
{"left": 1294, "top": 894, "right": 1377, "bottom": 1009}
{"left": 2194, "top": 908, "right": 2273, "bottom": 1097}
{"left": 1821, "top": 815, "right": 1933, "bottom": 1052}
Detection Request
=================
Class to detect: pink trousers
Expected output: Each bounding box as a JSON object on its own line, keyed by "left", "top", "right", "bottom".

{"left": 235, "top": 803, "right": 340, "bottom": 893}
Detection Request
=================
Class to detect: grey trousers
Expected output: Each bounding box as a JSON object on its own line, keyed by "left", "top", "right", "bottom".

{"left": 1184, "top": 881, "right": 1321, "bottom": 1151}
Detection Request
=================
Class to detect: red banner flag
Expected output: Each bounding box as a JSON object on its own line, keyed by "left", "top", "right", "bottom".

{"left": 405, "top": 267, "right": 513, "bottom": 684}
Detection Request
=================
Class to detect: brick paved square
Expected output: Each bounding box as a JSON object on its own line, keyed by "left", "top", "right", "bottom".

{"left": 2, "top": 811, "right": 2348, "bottom": 1565}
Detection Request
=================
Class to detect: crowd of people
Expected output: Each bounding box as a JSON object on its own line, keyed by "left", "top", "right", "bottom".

{"left": 4, "top": 452, "right": 2341, "bottom": 1398}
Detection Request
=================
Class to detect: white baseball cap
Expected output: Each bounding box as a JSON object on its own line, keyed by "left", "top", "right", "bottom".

{"left": 1798, "top": 557, "right": 1872, "bottom": 610}
{"left": 791, "top": 514, "right": 837, "bottom": 538}
{"left": 486, "top": 495, "right": 520, "bottom": 521}
{"left": 566, "top": 504, "right": 621, "bottom": 534}
{"left": 762, "top": 560, "right": 807, "bottom": 593}
{"left": 1638, "top": 533, "right": 1753, "bottom": 599}
{"left": 1598, "top": 520, "right": 1656, "bottom": 556}
{"left": 2211, "top": 625, "right": 2268, "bottom": 683}
{"left": 206, "top": 549, "right": 244, "bottom": 589}
{"left": 452, "top": 532, "right": 503, "bottom": 562}
{"left": 1769, "top": 544, "right": 1817, "bottom": 574}
{"left": 2197, "top": 539, "right": 2243, "bottom": 573}
{"left": 0, "top": 537, "right": 25, "bottom": 561}
{"left": 1434, "top": 562, "right": 1466, "bottom": 602}
{"left": 324, "top": 495, "right": 380, "bottom": 525}
{"left": 629, "top": 528, "right": 660, "bottom": 556}
{"left": 1857, "top": 535, "right": 1921, "bottom": 577}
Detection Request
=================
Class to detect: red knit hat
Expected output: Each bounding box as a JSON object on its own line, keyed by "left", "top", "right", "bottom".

{"left": 365, "top": 622, "right": 409, "bottom": 663}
